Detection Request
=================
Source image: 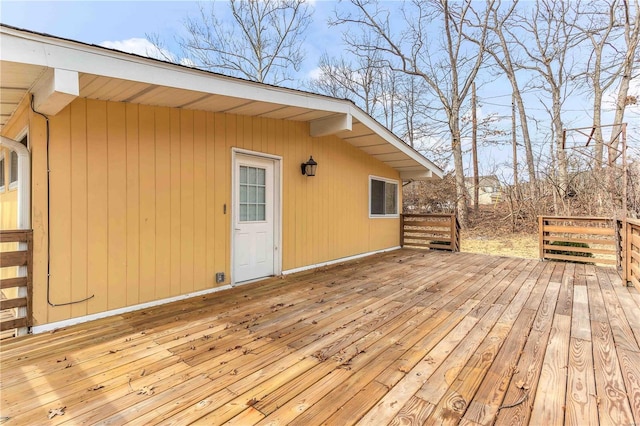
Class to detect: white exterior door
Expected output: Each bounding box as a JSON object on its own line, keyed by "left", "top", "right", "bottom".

{"left": 233, "top": 154, "right": 275, "bottom": 283}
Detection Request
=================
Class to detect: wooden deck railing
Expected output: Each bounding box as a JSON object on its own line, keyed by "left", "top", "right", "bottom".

{"left": 538, "top": 216, "right": 618, "bottom": 266}
{"left": 401, "top": 214, "right": 460, "bottom": 252}
{"left": 0, "top": 230, "right": 33, "bottom": 335}
{"left": 623, "top": 218, "right": 640, "bottom": 291}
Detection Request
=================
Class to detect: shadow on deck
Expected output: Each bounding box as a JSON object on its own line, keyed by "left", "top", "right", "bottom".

{"left": 1, "top": 249, "right": 639, "bottom": 425}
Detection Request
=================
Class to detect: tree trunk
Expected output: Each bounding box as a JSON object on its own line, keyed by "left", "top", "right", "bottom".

{"left": 512, "top": 93, "right": 519, "bottom": 197}
{"left": 472, "top": 82, "right": 479, "bottom": 213}
{"left": 451, "top": 116, "right": 468, "bottom": 227}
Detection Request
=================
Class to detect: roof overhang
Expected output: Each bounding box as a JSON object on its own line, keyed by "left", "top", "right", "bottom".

{"left": 0, "top": 24, "right": 442, "bottom": 180}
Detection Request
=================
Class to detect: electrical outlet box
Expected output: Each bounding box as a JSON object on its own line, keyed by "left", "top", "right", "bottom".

{"left": 216, "top": 272, "right": 225, "bottom": 283}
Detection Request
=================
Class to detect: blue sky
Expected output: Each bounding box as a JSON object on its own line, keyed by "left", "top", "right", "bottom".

{"left": 0, "top": 1, "right": 338, "bottom": 80}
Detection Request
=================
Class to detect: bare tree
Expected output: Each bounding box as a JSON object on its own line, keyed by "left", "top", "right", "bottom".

{"left": 331, "top": 0, "right": 494, "bottom": 227}
{"left": 473, "top": 0, "right": 538, "bottom": 197}
{"left": 510, "top": 0, "right": 585, "bottom": 205}
{"left": 574, "top": 0, "right": 626, "bottom": 168}
{"left": 177, "top": 0, "right": 312, "bottom": 85}
{"left": 608, "top": 0, "right": 640, "bottom": 163}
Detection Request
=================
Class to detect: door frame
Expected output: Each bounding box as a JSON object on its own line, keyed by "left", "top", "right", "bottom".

{"left": 231, "top": 148, "right": 282, "bottom": 285}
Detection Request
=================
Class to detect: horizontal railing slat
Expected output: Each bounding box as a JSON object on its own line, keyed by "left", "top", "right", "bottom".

{"left": 0, "top": 317, "right": 27, "bottom": 332}
{"left": 0, "top": 276, "right": 27, "bottom": 290}
{"left": 543, "top": 225, "right": 614, "bottom": 236}
{"left": 0, "top": 251, "right": 28, "bottom": 268}
{"left": 0, "top": 231, "right": 32, "bottom": 243}
{"left": 402, "top": 220, "right": 451, "bottom": 228}
{"left": 1, "top": 297, "right": 27, "bottom": 310}
{"left": 543, "top": 236, "right": 616, "bottom": 247}
{"left": 544, "top": 252, "right": 617, "bottom": 265}
{"left": 542, "top": 244, "right": 617, "bottom": 256}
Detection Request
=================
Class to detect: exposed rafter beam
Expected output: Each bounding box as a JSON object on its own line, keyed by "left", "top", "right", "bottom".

{"left": 310, "top": 113, "right": 352, "bottom": 137}
{"left": 32, "top": 68, "right": 79, "bottom": 116}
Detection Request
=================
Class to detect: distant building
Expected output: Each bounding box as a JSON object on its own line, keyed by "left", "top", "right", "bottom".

{"left": 464, "top": 175, "right": 501, "bottom": 206}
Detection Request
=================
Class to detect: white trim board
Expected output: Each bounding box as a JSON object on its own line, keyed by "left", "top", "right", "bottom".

{"left": 282, "top": 246, "right": 401, "bottom": 275}
{"left": 31, "top": 284, "right": 235, "bottom": 334}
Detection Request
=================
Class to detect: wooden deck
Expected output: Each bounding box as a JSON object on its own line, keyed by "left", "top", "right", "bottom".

{"left": 1, "top": 250, "right": 639, "bottom": 425}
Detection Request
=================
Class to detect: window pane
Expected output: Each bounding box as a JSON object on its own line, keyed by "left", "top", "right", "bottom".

{"left": 385, "top": 182, "right": 397, "bottom": 214}
{"left": 248, "top": 167, "right": 256, "bottom": 184}
{"left": 239, "top": 204, "right": 248, "bottom": 221}
{"left": 240, "top": 184, "right": 247, "bottom": 203}
{"left": 9, "top": 151, "right": 18, "bottom": 184}
{"left": 248, "top": 185, "right": 257, "bottom": 203}
{"left": 257, "top": 204, "right": 265, "bottom": 221}
{"left": 371, "top": 179, "right": 385, "bottom": 215}
{"left": 257, "top": 168, "right": 265, "bottom": 185}
{"left": 249, "top": 204, "right": 258, "bottom": 221}
{"left": 257, "top": 186, "right": 265, "bottom": 204}
{"left": 240, "top": 166, "right": 247, "bottom": 184}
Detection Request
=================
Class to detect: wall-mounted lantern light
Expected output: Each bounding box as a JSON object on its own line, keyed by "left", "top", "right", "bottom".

{"left": 301, "top": 156, "right": 318, "bottom": 176}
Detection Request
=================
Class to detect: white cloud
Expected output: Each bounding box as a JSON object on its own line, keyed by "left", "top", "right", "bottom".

{"left": 307, "top": 66, "right": 322, "bottom": 80}
{"left": 99, "top": 38, "right": 174, "bottom": 62}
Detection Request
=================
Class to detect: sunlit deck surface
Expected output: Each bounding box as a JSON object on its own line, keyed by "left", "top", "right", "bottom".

{"left": 2, "top": 250, "right": 640, "bottom": 425}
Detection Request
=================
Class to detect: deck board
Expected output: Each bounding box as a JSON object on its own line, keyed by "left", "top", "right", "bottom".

{"left": 1, "top": 249, "right": 638, "bottom": 425}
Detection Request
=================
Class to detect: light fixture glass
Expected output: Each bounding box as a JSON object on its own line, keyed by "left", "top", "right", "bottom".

{"left": 301, "top": 156, "right": 317, "bottom": 176}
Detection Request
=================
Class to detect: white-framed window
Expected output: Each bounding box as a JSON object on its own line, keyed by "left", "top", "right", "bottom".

{"left": 369, "top": 176, "right": 399, "bottom": 217}
{"left": 0, "top": 153, "right": 5, "bottom": 192}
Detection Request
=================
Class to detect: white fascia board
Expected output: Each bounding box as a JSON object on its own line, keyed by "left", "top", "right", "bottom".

{"left": 32, "top": 68, "right": 79, "bottom": 116}
{"left": 351, "top": 108, "right": 444, "bottom": 179}
{"left": 400, "top": 170, "right": 436, "bottom": 180}
{"left": 310, "top": 112, "right": 352, "bottom": 137}
{"left": 0, "top": 29, "right": 350, "bottom": 115}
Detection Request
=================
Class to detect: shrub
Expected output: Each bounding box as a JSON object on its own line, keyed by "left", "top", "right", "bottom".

{"left": 548, "top": 241, "right": 594, "bottom": 264}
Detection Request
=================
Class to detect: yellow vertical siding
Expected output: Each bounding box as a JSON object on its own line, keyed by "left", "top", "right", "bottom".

{"left": 19, "top": 98, "right": 401, "bottom": 325}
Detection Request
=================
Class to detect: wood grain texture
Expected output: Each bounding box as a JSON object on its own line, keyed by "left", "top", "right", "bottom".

{"left": 566, "top": 337, "right": 598, "bottom": 425}
{"left": 529, "top": 314, "right": 571, "bottom": 426}
{"left": 592, "top": 320, "right": 635, "bottom": 425}
{"left": 1, "top": 251, "right": 638, "bottom": 426}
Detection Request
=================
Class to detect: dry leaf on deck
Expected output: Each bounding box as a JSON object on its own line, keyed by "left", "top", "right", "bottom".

{"left": 48, "top": 407, "right": 66, "bottom": 419}
{"left": 137, "top": 386, "right": 155, "bottom": 396}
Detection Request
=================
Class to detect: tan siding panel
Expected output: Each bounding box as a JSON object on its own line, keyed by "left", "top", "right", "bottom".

{"left": 205, "top": 112, "right": 217, "bottom": 286}
{"left": 125, "top": 103, "right": 140, "bottom": 307}
{"left": 180, "top": 110, "right": 194, "bottom": 294}
{"left": 138, "top": 105, "right": 156, "bottom": 303}
{"left": 86, "top": 99, "right": 109, "bottom": 315}
{"left": 169, "top": 108, "right": 181, "bottom": 296}
{"left": 154, "top": 107, "right": 171, "bottom": 299}
{"left": 107, "top": 101, "right": 127, "bottom": 310}
{"left": 49, "top": 104, "right": 72, "bottom": 321}
{"left": 213, "top": 113, "right": 227, "bottom": 285}
{"left": 193, "top": 110, "right": 207, "bottom": 290}
{"left": 70, "top": 99, "right": 88, "bottom": 319}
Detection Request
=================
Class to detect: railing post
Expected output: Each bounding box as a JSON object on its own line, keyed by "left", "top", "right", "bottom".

{"left": 400, "top": 214, "right": 404, "bottom": 248}
{"left": 26, "top": 231, "right": 33, "bottom": 329}
{"left": 538, "top": 216, "right": 545, "bottom": 261}
{"left": 452, "top": 214, "right": 460, "bottom": 252}
{"left": 625, "top": 220, "right": 631, "bottom": 284}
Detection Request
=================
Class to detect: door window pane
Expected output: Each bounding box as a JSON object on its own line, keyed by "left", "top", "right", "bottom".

{"left": 239, "top": 165, "right": 267, "bottom": 222}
